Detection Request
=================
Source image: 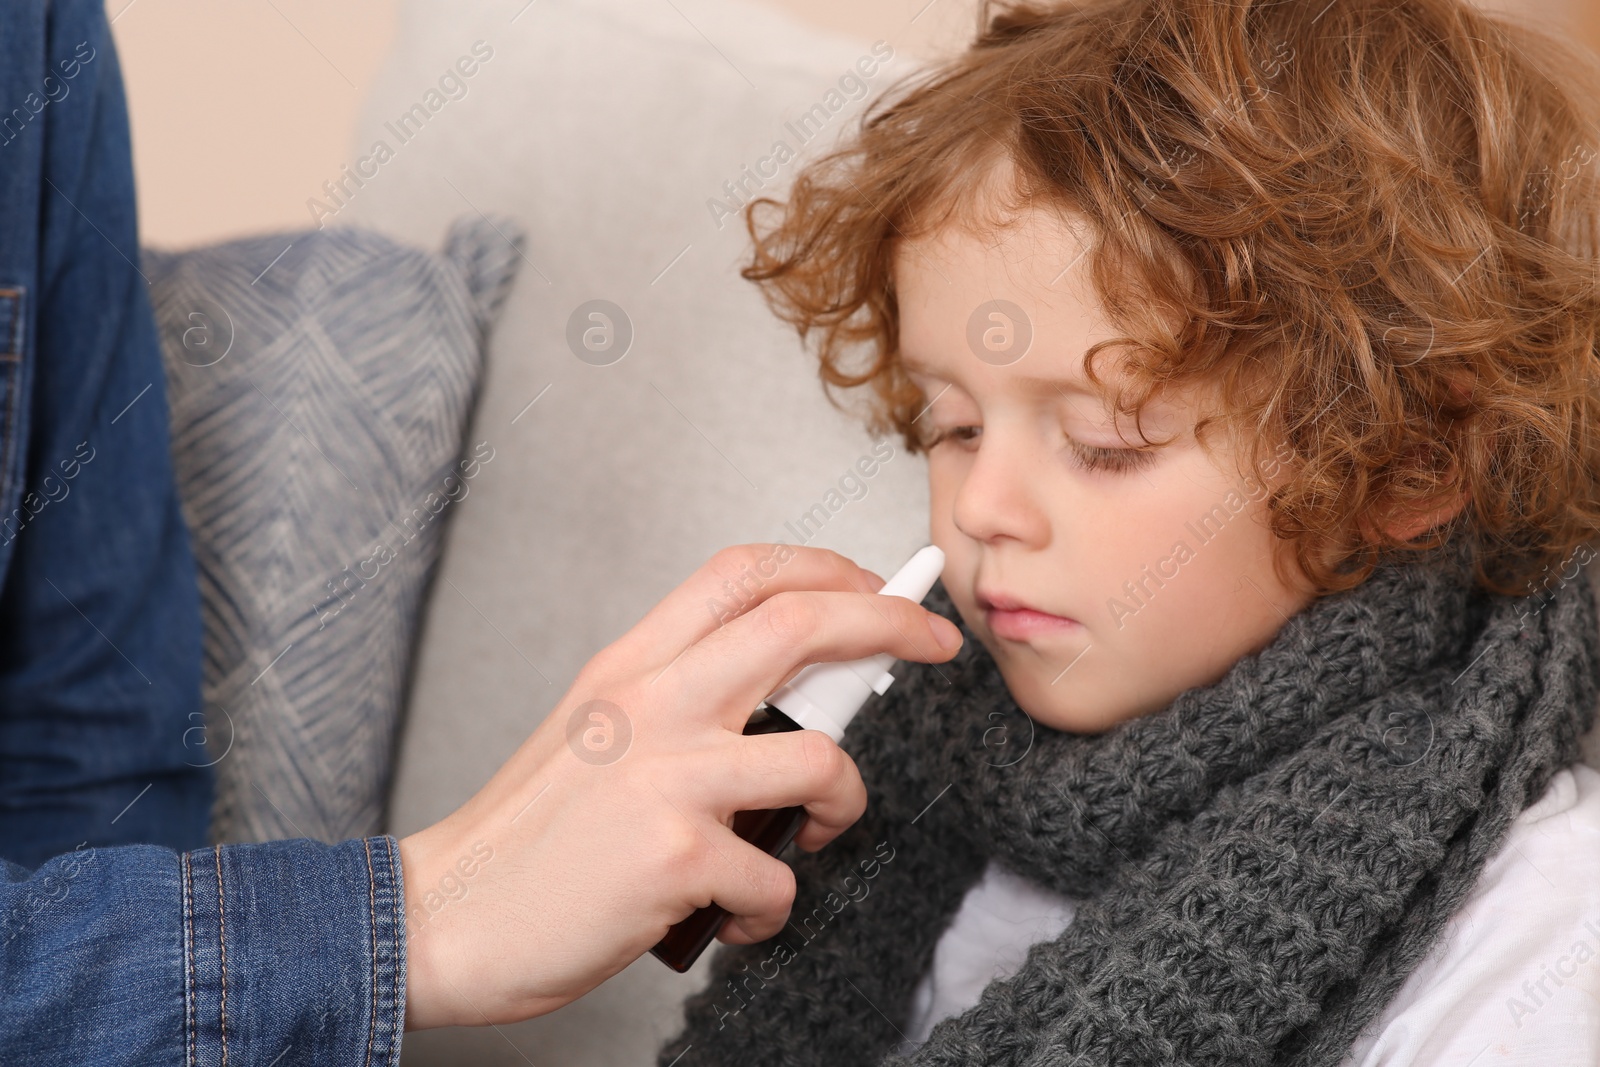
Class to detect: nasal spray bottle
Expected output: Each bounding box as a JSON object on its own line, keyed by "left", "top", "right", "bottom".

{"left": 650, "top": 544, "right": 947, "bottom": 972}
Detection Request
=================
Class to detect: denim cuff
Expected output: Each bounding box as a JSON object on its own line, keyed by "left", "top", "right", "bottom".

{"left": 182, "top": 835, "right": 406, "bottom": 1066}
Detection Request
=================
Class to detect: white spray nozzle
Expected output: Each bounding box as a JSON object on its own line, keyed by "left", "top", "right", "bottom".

{"left": 765, "top": 545, "right": 947, "bottom": 741}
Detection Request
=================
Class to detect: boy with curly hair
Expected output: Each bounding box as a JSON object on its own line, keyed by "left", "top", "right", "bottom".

{"left": 660, "top": 0, "right": 1600, "bottom": 1062}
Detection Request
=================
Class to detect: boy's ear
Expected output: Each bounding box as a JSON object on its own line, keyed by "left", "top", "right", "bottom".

{"left": 1365, "top": 448, "right": 1470, "bottom": 545}
{"left": 1361, "top": 375, "right": 1475, "bottom": 546}
{"left": 1377, "top": 487, "right": 1471, "bottom": 544}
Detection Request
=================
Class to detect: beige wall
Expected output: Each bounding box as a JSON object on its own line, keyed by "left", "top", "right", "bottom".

{"left": 110, "top": 0, "right": 1599, "bottom": 249}
{"left": 110, "top": 0, "right": 398, "bottom": 248}
{"left": 109, "top": 0, "right": 979, "bottom": 248}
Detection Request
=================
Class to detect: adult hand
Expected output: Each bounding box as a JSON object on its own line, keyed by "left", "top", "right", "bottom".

{"left": 397, "top": 544, "right": 964, "bottom": 1029}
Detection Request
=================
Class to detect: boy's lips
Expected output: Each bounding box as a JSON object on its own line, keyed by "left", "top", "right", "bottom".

{"left": 976, "top": 589, "right": 1081, "bottom": 641}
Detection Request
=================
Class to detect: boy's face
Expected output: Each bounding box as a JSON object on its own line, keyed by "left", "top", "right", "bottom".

{"left": 894, "top": 201, "right": 1317, "bottom": 733}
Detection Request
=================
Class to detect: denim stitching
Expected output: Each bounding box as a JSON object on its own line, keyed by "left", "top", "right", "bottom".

{"left": 388, "top": 837, "right": 401, "bottom": 1064}
{"left": 182, "top": 851, "right": 195, "bottom": 1067}
{"left": 364, "top": 844, "right": 379, "bottom": 1067}
{"left": 363, "top": 838, "right": 378, "bottom": 1067}
{"left": 215, "top": 849, "right": 229, "bottom": 1067}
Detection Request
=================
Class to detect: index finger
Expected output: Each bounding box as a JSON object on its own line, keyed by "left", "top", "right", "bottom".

{"left": 611, "top": 544, "right": 885, "bottom": 673}
{"left": 668, "top": 587, "right": 963, "bottom": 732}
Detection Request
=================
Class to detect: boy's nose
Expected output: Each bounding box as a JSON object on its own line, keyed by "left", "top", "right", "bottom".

{"left": 949, "top": 432, "right": 1052, "bottom": 549}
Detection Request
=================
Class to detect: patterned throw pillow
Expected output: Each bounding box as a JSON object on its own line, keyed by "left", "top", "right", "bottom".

{"left": 143, "top": 216, "right": 522, "bottom": 844}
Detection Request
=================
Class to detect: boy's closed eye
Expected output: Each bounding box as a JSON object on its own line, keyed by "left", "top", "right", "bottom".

{"left": 918, "top": 421, "right": 1161, "bottom": 475}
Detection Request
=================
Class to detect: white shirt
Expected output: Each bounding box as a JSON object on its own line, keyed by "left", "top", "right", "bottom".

{"left": 904, "top": 763, "right": 1600, "bottom": 1064}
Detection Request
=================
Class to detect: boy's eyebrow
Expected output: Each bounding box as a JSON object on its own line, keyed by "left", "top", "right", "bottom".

{"left": 900, "top": 351, "right": 1107, "bottom": 399}
{"left": 1012, "top": 374, "right": 1106, "bottom": 399}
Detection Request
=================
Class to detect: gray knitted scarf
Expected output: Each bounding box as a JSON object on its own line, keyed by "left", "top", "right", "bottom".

{"left": 658, "top": 536, "right": 1600, "bottom": 1067}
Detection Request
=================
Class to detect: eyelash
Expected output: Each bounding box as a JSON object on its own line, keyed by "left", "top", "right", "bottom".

{"left": 922, "top": 425, "right": 1159, "bottom": 474}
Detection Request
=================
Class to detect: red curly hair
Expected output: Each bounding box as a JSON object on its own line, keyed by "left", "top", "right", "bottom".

{"left": 741, "top": 0, "right": 1600, "bottom": 598}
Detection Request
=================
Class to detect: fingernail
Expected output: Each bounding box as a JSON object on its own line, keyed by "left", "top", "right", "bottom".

{"left": 929, "top": 614, "right": 963, "bottom": 651}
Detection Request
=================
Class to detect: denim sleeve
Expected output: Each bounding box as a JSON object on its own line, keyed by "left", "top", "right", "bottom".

{"left": 0, "top": 835, "right": 406, "bottom": 1066}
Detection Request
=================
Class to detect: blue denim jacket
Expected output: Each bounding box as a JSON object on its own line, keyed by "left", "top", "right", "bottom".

{"left": 0, "top": 4, "right": 406, "bottom": 1062}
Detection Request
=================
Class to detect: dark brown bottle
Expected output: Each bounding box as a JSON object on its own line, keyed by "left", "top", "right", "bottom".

{"left": 650, "top": 703, "right": 808, "bottom": 972}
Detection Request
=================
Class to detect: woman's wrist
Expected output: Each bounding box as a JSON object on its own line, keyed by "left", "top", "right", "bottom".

{"left": 398, "top": 829, "right": 445, "bottom": 1030}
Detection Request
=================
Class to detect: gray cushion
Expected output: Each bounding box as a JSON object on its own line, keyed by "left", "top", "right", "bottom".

{"left": 144, "top": 217, "right": 522, "bottom": 844}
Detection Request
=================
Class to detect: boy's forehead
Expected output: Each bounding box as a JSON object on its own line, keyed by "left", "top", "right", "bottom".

{"left": 894, "top": 222, "right": 1209, "bottom": 430}
{"left": 893, "top": 207, "right": 1110, "bottom": 383}
{"left": 895, "top": 201, "right": 1096, "bottom": 287}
